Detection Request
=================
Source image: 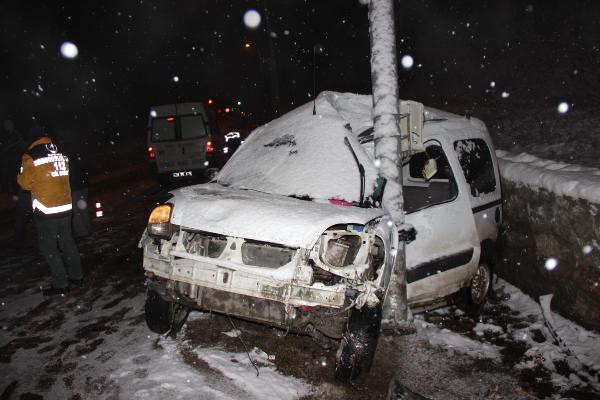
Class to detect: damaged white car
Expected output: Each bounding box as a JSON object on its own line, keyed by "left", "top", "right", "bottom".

{"left": 139, "top": 92, "right": 502, "bottom": 381}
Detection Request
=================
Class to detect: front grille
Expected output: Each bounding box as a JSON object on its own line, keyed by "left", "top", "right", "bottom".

{"left": 183, "top": 230, "right": 227, "bottom": 258}
{"left": 182, "top": 231, "right": 296, "bottom": 268}
{"left": 241, "top": 240, "right": 295, "bottom": 268}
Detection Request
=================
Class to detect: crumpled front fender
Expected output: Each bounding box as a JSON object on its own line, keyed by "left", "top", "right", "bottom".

{"left": 367, "top": 215, "right": 399, "bottom": 294}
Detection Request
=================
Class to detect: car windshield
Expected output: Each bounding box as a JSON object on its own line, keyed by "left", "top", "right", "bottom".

{"left": 216, "top": 94, "right": 378, "bottom": 204}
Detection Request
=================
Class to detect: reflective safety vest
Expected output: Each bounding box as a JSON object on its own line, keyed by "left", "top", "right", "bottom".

{"left": 17, "top": 136, "right": 73, "bottom": 217}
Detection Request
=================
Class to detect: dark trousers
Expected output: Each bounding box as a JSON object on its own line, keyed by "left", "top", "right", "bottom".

{"left": 35, "top": 215, "right": 83, "bottom": 288}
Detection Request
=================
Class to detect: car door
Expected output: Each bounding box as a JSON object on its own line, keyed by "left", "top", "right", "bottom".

{"left": 180, "top": 114, "right": 210, "bottom": 170}
{"left": 150, "top": 117, "right": 178, "bottom": 173}
{"left": 403, "top": 140, "right": 480, "bottom": 307}
{"left": 453, "top": 138, "right": 502, "bottom": 244}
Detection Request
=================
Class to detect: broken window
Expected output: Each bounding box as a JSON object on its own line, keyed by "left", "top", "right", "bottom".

{"left": 454, "top": 139, "right": 496, "bottom": 196}
{"left": 403, "top": 143, "right": 458, "bottom": 213}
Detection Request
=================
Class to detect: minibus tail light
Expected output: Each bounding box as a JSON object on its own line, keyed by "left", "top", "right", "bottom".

{"left": 206, "top": 140, "right": 215, "bottom": 153}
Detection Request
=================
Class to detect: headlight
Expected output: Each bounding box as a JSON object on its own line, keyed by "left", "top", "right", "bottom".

{"left": 321, "top": 234, "right": 361, "bottom": 268}
{"left": 148, "top": 204, "right": 173, "bottom": 238}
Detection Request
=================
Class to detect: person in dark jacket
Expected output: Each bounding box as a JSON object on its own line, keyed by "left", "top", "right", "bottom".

{"left": 17, "top": 126, "right": 83, "bottom": 296}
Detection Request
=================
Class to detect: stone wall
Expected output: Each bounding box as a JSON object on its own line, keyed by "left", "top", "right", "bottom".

{"left": 496, "top": 179, "right": 600, "bottom": 332}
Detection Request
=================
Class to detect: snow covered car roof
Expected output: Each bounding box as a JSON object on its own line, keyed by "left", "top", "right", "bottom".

{"left": 216, "top": 91, "right": 489, "bottom": 204}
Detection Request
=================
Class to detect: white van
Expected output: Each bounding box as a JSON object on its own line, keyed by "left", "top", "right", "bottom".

{"left": 147, "top": 102, "right": 219, "bottom": 184}
{"left": 139, "top": 92, "right": 502, "bottom": 382}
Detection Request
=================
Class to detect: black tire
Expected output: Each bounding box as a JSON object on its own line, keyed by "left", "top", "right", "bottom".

{"left": 458, "top": 263, "right": 492, "bottom": 312}
{"left": 169, "top": 304, "right": 190, "bottom": 338}
{"left": 144, "top": 289, "right": 189, "bottom": 336}
{"left": 334, "top": 304, "right": 382, "bottom": 383}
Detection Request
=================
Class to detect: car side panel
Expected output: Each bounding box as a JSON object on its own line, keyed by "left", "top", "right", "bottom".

{"left": 405, "top": 140, "right": 480, "bottom": 305}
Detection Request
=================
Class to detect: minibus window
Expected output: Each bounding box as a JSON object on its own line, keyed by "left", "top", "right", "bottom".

{"left": 181, "top": 115, "right": 208, "bottom": 139}
{"left": 151, "top": 118, "right": 176, "bottom": 141}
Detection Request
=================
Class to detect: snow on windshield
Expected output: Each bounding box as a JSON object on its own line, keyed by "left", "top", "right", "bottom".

{"left": 216, "top": 92, "right": 378, "bottom": 203}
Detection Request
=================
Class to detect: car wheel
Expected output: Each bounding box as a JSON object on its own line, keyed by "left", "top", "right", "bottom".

{"left": 458, "top": 263, "right": 492, "bottom": 312}
{"left": 334, "top": 304, "right": 382, "bottom": 383}
{"left": 145, "top": 289, "right": 189, "bottom": 336}
{"left": 470, "top": 263, "right": 492, "bottom": 305}
{"left": 169, "top": 304, "right": 190, "bottom": 338}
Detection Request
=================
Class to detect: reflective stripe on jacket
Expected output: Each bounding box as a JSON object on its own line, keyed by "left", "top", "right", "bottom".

{"left": 17, "top": 137, "right": 72, "bottom": 216}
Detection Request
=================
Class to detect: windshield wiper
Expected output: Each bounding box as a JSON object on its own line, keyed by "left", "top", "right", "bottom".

{"left": 344, "top": 137, "right": 365, "bottom": 207}
{"left": 357, "top": 127, "right": 374, "bottom": 144}
{"left": 289, "top": 194, "right": 312, "bottom": 202}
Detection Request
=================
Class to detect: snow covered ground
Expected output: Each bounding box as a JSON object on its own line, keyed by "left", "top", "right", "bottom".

{"left": 418, "top": 279, "right": 600, "bottom": 398}
{"left": 1, "top": 185, "right": 599, "bottom": 399}
{"left": 2, "top": 94, "right": 600, "bottom": 399}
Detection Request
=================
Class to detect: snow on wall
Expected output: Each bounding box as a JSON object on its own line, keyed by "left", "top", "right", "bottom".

{"left": 495, "top": 151, "right": 600, "bottom": 331}
{"left": 497, "top": 150, "right": 600, "bottom": 203}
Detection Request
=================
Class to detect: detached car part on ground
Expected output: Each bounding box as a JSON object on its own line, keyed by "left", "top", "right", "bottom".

{"left": 139, "top": 92, "right": 502, "bottom": 382}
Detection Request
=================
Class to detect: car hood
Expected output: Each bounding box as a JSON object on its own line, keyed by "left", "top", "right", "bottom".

{"left": 169, "top": 183, "right": 385, "bottom": 249}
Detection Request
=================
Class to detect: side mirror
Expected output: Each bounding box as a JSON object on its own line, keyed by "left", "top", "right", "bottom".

{"left": 372, "top": 176, "right": 387, "bottom": 205}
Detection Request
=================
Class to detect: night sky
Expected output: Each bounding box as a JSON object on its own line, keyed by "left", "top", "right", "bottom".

{"left": 1, "top": 0, "right": 599, "bottom": 144}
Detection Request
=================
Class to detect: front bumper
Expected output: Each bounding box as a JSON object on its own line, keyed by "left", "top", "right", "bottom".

{"left": 147, "top": 276, "right": 348, "bottom": 338}
{"left": 143, "top": 247, "right": 346, "bottom": 308}
{"left": 142, "top": 238, "right": 351, "bottom": 337}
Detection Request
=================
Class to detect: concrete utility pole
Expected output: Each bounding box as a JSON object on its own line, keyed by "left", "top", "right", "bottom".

{"left": 367, "top": 0, "right": 409, "bottom": 328}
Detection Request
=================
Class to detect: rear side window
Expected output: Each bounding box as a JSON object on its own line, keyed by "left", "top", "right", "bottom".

{"left": 454, "top": 139, "right": 496, "bottom": 195}
{"left": 181, "top": 115, "right": 208, "bottom": 139}
{"left": 151, "top": 118, "right": 176, "bottom": 141}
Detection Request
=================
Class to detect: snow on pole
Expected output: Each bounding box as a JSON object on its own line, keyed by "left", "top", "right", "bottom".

{"left": 367, "top": 0, "right": 409, "bottom": 327}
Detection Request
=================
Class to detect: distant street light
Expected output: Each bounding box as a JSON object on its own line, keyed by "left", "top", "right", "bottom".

{"left": 243, "top": 9, "right": 262, "bottom": 29}
{"left": 240, "top": 2, "right": 280, "bottom": 120}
